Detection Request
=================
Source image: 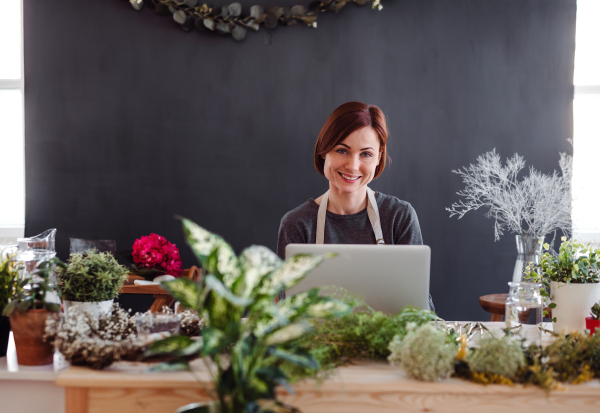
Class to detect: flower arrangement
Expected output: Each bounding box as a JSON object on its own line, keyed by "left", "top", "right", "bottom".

{"left": 446, "top": 149, "right": 572, "bottom": 241}
{"left": 58, "top": 251, "right": 129, "bottom": 302}
{"left": 44, "top": 304, "right": 143, "bottom": 369}
{"left": 132, "top": 233, "right": 183, "bottom": 277}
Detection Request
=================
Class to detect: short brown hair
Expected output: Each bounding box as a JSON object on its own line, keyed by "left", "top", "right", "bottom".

{"left": 314, "top": 102, "right": 390, "bottom": 179}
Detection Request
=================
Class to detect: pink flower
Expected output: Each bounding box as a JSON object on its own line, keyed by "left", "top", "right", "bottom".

{"left": 132, "top": 233, "right": 183, "bottom": 277}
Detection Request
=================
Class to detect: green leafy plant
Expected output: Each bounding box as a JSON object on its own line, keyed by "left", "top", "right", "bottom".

{"left": 524, "top": 239, "right": 600, "bottom": 321}
{"left": 0, "top": 253, "right": 21, "bottom": 313}
{"left": 58, "top": 251, "right": 129, "bottom": 302}
{"left": 144, "top": 218, "right": 351, "bottom": 413}
{"left": 282, "top": 304, "right": 437, "bottom": 381}
{"left": 388, "top": 324, "right": 456, "bottom": 382}
{"left": 590, "top": 302, "right": 600, "bottom": 320}
{"left": 2, "top": 257, "right": 65, "bottom": 315}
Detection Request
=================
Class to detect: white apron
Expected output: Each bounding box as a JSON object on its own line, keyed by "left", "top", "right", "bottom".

{"left": 316, "top": 187, "right": 385, "bottom": 245}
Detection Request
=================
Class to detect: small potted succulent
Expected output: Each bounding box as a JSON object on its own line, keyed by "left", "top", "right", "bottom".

{"left": 0, "top": 253, "right": 21, "bottom": 356}
{"left": 2, "top": 258, "right": 64, "bottom": 365}
{"left": 524, "top": 239, "right": 600, "bottom": 334}
{"left": 586, "top": 302, "right": 600, "bottom": 335}
{"left": 58, "top": 251, "right": 129, "bottom": 318}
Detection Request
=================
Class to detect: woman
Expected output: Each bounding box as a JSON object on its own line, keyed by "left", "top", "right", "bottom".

{"left": 276, "top": 102, "right": 431, "bottom": 309}
{"left": 277, "top": 101, "right": 423, "bottom": 254}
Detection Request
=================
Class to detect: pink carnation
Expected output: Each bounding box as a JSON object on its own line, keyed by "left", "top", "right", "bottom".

{"left": 132, "top": 233, "right": 183, "bottom": 277}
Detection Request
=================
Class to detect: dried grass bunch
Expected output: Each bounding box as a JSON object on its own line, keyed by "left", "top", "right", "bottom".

{"left": 45, "top": 304, "right": 143, "bottom": 369}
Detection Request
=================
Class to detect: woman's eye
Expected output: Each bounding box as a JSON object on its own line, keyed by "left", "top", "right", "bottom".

{"left": 336, "top": 149, "right": 348, "bottom": 155}
{"left": 361, "top": 152, "right": 373, "bottom": 158}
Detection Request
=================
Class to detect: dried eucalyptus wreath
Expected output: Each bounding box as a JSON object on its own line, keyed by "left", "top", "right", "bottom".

{"left": 127, "top": 0, "right": 383, "bottom": 41}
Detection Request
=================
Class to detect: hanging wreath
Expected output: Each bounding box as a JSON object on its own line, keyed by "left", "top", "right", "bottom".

{"left": 127, "top": 0, "right": 383, "bottom": 41}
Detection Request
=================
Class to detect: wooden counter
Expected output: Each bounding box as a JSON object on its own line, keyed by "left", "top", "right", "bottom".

{"left": 55, "top": 358, "right": 600, "bottom": 413}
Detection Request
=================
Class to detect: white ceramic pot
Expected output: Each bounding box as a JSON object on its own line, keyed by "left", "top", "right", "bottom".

{"left": 551, "top": 281, "right": 600, "bottom": 334}
{"left": 63, "top": 299, "right": 114, "bottom": 318}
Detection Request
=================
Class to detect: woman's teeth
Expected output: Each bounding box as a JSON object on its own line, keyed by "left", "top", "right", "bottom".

{"left": 340, "top": 173, "right": 360, "bottom": 181}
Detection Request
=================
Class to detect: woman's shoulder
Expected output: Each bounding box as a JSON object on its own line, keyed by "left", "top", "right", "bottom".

{"left": 374, "top": 191, "right": 417, "bottom": 215}
{"left": 280, "top": 199, "right": 319, "bottom": 226}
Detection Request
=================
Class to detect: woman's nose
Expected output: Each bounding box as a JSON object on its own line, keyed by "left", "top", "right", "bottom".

{"left": 345, "top": 155, "right": 361, "bottom": 171}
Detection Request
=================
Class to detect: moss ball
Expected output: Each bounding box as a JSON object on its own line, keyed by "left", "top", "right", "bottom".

{"left": 389, "top": 324, "right": 456, "bottom": 382}
{"left": 466, "top": 335, "right": 525, "bottom": 378}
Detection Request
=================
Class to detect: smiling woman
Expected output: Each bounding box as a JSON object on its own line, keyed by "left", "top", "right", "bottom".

{"left": 276, "top": 101, "right": 423, "bottom": 256}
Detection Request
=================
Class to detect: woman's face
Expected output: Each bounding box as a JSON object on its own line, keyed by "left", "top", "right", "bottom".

{"left": 323, "top": 126, "right": 381, "bottom": 195}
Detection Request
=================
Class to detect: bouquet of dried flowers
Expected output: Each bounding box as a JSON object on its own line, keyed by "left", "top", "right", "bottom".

{"left": 45, "top": 303, "right": 143, "bottom": 369}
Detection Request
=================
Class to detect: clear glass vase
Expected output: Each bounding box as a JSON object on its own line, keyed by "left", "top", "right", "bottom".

{"left": 512, "top": 235, "right": 544, "bottom": 282}
{"left": 505, "top": 282, "right": 543, "bottom": 346}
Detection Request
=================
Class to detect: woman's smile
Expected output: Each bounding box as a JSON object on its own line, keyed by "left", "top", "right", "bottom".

{"left": 339, "top": 172, "right": 362, "bottom": 182}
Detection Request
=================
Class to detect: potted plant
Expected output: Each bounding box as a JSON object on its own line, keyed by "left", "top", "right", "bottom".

{"left": 144, "top": 218, "right": 351, "bottom": 413}
{"left": 120, "top": 233, "right": 183, "bottom": 281}
{"left": 524, "top": 239, "right": 600, "bottom": 334}
{"left": 586, "top": 302, "right": 600, "bottom": 335}
{"left": 2, "top": 258, "right": 64, "bottom": 365}
{"left": 58, "top": 251, "right": 129, "bottom": 318}
{"left": 0, "top": 253, "right": 21, "bottom": 356}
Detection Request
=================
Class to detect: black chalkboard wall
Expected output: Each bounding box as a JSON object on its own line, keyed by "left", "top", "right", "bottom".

{"left": 23, "top": 0, "right": 576, "bottom": 320}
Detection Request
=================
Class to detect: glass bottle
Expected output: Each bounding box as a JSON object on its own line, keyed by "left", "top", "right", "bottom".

{"left": 512, "top": 235, "right": 544, "bottom": 282}
{"left": 505, "top": 282, "right": 543, "bottom": 346}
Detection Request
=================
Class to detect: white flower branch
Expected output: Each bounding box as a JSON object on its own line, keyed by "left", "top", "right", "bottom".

{"left": 447, "top": 149, "right": 572, "bottom": 241}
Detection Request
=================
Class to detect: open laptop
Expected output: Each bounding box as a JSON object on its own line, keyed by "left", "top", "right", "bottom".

{"left": 285, "top": 244, "right": 431, "bottom": 314}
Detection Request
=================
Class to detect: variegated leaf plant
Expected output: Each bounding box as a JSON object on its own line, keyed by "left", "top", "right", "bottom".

{"left": 146, "top": 218, "right": 351, "bottom": 413}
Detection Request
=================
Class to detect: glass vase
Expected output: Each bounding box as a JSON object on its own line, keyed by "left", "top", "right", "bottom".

{"left": 512, "top": 235, "right": 544, "bottom": 283}
{"left": 505, "top": 282, "right": 543, "bottom": 346}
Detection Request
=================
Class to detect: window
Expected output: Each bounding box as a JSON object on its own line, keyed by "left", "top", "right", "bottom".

{"left": 572, "top": 0, "right": 600, "bottom": 242}
{"left": 0, "top": 0, "right": 24, "bottom": 246}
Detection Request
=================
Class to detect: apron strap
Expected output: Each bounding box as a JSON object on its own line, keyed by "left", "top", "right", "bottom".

{"left": 316, "top": 187, "right": 385, "bottom": 245}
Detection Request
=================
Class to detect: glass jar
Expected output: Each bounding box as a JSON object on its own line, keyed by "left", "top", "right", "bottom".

{"left": 505, "top": 282, "right": 543, "bottom": 346}
{"left": 512, "top": 235, "right": 544, "bottom": 282}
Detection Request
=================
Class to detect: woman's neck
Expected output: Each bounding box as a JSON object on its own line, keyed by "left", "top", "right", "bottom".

{"left": 325, "top": 185, "right": 368, "bottom": 215}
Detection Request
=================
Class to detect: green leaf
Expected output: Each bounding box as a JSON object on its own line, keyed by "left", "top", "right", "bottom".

{"left": 2, "top": 300, "right": 17, "bottom": 316}
{"left": 271, "top": 348, "right": 318, "bottom": 369}
{"left": 44, "top": 302, "right": 60, "bottom": 312}
{"left": 548, "top": 303, "right": 557, "bottom": 309}
{"left": 265, "top": 320, "right": 311, "bottom": 345}
{"left": 261, "top": 253, "right": 333, "bottom": 295}
{"left": 201, "top": 327, "right": 226, "bottom": 356}
{"left": 161, "top": 278, "right": 201, "bottom": 310}
{"left": 205, "top": 275, "right": 252, "bottom": 307}
{"left": 239, "top": 245, "right": 282, "bottom": 297}
{"left": 145, "top": 335, "right": 195, "bottom": 356}
{"left": 552, "top": 317, "right": 557, "bottom": 323}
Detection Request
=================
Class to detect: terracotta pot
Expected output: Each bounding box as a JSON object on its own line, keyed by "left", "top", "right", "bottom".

{"left": 586, "top": 317, "right": 600, "bottom": 335}
{"left": 0, "top": 316, "right": 10, "bottom": 357}
{"left": 9, "top": 309, "right": 55, "bottom": 366}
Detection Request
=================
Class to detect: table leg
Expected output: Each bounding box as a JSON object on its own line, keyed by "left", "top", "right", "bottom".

{"left": 150, "top": 294, "right": 175, "bottom": 312}
{"left": 490, "top": 313, "right": 503, "bottom": 322}
{"left": 66, "top": 388, "right": 88, "bottom": 413}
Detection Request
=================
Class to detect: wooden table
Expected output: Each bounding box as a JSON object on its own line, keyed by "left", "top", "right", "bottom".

{"left": 55, "top": 359, "right": 600, "bottom": 413}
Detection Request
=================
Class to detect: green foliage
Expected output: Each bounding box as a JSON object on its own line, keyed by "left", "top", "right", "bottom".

{"left": 2, "top": 257, "right": 65, "bottom": 316}
{"left": 145, "top": 218, "right": 351, "bottom": 413}
{"left": 591, "top": 302, "right": 600, "bottom": 320}
{"left": 282, "top": 305, "right": 437, "bottom": 382}
{"left": 0, "top": 253, "right": 21, "bottom": 312}
{"left": 466, "top": 335, "right": 525, "bottom": 378}
{"left": 58, "top": 251, "right": 129, "bottom": 302}
{"left": 525, "top": 239, "right": 600, "bottom": 288}
{"left": 389, "top": 324, "right": 456, "bottom": 382}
